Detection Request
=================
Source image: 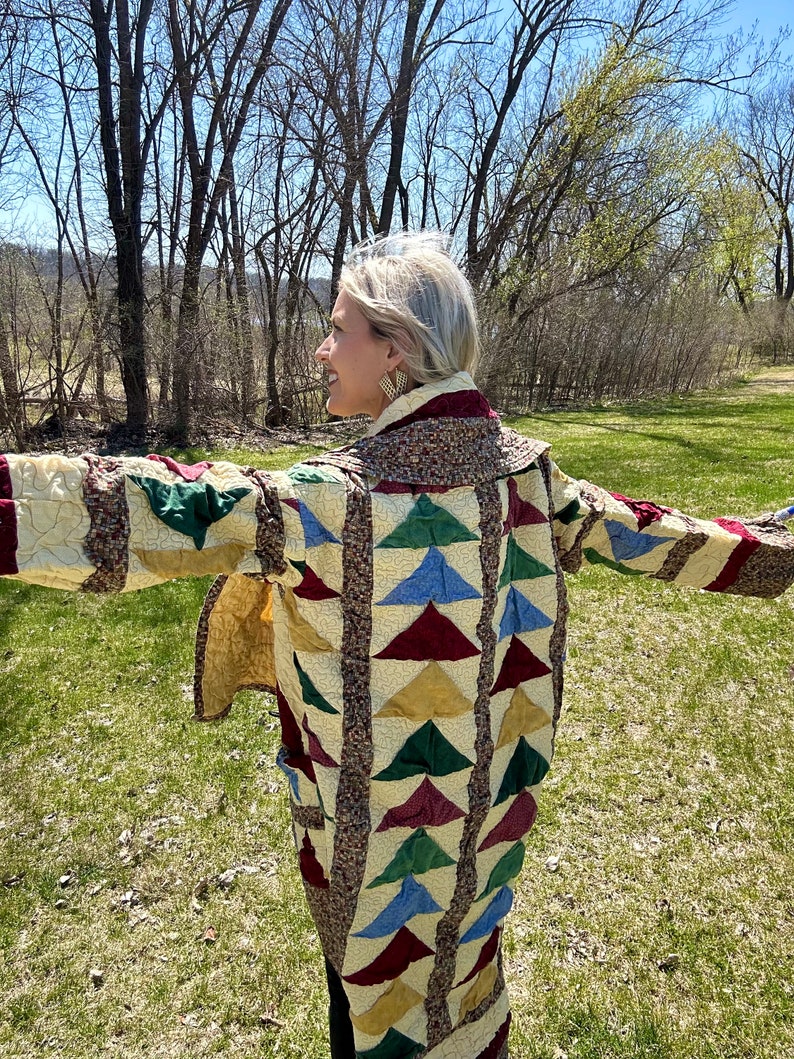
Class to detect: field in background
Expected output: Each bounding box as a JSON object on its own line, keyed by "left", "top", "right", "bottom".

{"left": 1, "top": 370, "right": 792, "bottom": 1058}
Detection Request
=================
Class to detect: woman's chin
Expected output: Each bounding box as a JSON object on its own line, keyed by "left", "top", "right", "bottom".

{"left": 326, "top": 391, "right": 380, "bottom": 419}
{"left": 326, "top": 394, "right": 351, "bottom": 418}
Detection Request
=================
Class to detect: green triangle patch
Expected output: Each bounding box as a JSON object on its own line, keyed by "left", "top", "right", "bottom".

{"left": 555, "top": 497, "right": 584, "bottom": 525}
{"left": 356, "top": 1028, "right": 424, "bottom": 1058}
{"left": 497, "top": 534, "right": 554, "bottom": 588}
{"left": 583, "top": 547, "right": 645, "bottom": 576}
{"left": 367, "top": 827, "right": 456, "bottom": 887}
{"left": 294, "top": 653, "right": 339, "bottom": 714}
{"left": 494, "top": 737, "right": 550, "bottom": 805}
{"left": 476, "top": 841, "right": 526, "bottom": 900}
{"left": 128, "top": 475, "right": 251, "bottom": 550}
{"left": 376, "top": 493, "right": 479, "bottom": 549}
{"left": 286, "top": 464, "right": 339, "bottom": 484}
{"left": 373, "top": 720, "right": 473, "bottom": 781}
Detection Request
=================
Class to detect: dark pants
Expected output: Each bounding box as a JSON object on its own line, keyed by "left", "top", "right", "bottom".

{"left": 326, "top": 958, "right": 356, "bottom": 1058}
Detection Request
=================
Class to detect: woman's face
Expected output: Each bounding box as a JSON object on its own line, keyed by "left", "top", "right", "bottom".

{"left": 315, "top": 290, "right": 400, "bottom": 419}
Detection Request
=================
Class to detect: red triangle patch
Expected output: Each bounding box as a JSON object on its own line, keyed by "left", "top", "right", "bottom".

{"left": 342, "top": 926, "right": 435, "bottom": 986}
{"left": 283, "top": 749, "right": 316, "bottom": 784}
{"left": 456, "top": 927, "right": 501, "bottom": 986}
{"left": 374, "top": 602, "right": 480, "bottom": 661}
{"left": 302, "top": 714, "right": 339, "bottom": 769}
{"left": 376, "top": 776, "right": 466, "bottom": 832}
{"left": 276, "top": 684, "right": 303, "bottom": 754}
{"left": 299, "top": 831, "right": 329, "bottom": 889}
{"left": 294, "top": 564, "right": 340, "bottom": 600}
{"left": 490, "top": 636, "right": 551, "bottom": 695}
{"left": 502, "top": 477, "right": 547, "bottom": 535}
{"left": 478, "top": 789, "right": 538, "bottom": 851}
{"left": 476, "top": 1014, "right": 511, "bottom": 1059}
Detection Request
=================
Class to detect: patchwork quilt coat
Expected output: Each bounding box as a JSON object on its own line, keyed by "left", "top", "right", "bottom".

{"left": 1, "top": 373, "right": 793, "bottom": 1059}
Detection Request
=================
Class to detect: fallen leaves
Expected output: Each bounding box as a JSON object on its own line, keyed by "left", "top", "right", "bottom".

{"left": 191, "top": 863, "right": 265, "bottom": 912}
{"left": 657, "top": 952, "right": 680, "bottom": 971}
{"left": 563, "top": 927, "right": 607, "bottom": 965}
{"left": 259, "top": 1007, "right": 285, "bottom": 1030}
{"left": 113, "top": 889, "right": 141, "bottom": 909}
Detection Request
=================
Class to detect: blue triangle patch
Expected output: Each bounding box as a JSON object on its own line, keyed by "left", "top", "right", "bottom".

{"left": 353, "top": 875, "right": 442, "bottom": 938}
{"left": 460, "top": 886, "right": 514, "bottom": 944}
{"left": 604, "top": 519, "right": 675, "bottom": 563}
{"left": 296, "top": 498, "right": 340, "bottom": 547}
{"left": 275, "top": 746, "right": 301, "bottom": 801}
{"left": 376, "top": 547, "right": 481, "bottom": 606}
{"left": 498, "top": 586, "right": 554, "bottom": 640}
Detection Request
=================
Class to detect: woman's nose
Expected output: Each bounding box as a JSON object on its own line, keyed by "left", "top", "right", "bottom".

{"left": 315, "top": 334, "right": 331, "bottom": 361}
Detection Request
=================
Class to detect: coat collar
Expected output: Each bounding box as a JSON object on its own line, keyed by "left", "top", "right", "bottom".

{"left": 311, "top": 373, "right": 550, "bottom": 487}
{"left": 365, "top": 372, "right": 489, "bottom": 436}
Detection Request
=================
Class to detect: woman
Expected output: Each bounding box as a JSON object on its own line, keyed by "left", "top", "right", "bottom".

{"left": 1, "top": 233, "right": 793, "bottom": 1059}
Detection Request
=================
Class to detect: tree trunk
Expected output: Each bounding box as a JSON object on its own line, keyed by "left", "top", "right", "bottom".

{"left": 0, "top": 305, "right": 24, "bottom": 448}
{"left": 116, "top": 226, "right": 149, "bottom": 430}
{"left": 378, "top": 0, "right": 427, "bottom": 234}
{"left": 172, "top": 255, "right": 202, "bottom": 440}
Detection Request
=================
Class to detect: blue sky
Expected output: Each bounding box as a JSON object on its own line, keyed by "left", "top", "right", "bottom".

{"left": 722, "top": 0, "right": 792, "bottom": 58}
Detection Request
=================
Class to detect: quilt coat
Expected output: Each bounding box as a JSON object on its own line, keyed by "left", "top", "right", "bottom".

{"left": 1, "top": 372, "right": 793, "bottom": 1059}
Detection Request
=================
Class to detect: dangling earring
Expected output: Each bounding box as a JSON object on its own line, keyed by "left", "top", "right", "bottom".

{"left": 379, "top": 368, "right": 408, "bottom": 401}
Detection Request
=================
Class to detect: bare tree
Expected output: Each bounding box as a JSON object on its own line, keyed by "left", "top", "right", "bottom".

{"left": 252, "top": 72, "right": 337, "bottom": 425}
{"left": 87, "top": 0, "right": 161, "bottom": 431}
{"left": 167, "top": 0, "right": 292, "bottom": 439}
{"left": 10, "top": 2, "right": 116, "bottom": 426}
{"left": 739, "top": 76, "right": 794, "bottom": 317}
{"left": 0, "top": 3, "right": 25, "bottom": 446}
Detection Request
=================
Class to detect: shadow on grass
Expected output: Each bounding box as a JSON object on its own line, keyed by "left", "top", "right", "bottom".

{"left": 531, "top": 389, "right": 791, "bottom": 422}
{"left": 527, "top": 413, "right": 728, "bottom": 466}
{"left": 527, "top": 389, "right": 793, "bottom": 468}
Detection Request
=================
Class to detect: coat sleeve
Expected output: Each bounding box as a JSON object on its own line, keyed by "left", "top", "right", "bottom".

{"left": 548, "top": 461, "right": 794, "bottom": 598}
{"left": 0, "top": 452, "right": 307, "bottom": 592}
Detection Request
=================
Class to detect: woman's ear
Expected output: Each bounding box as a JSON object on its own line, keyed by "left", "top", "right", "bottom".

{"left": 383, "top": 334, "right": 412, "bottom": 381}
{"left": 384, "top": 344, "right": 407, "bottom": 374}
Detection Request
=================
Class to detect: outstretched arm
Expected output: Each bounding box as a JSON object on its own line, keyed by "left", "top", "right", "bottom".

{"left": 549, "top": 462, "right": 794, "bottom": 598}
{"left": 0, "top": 452, "right": 302, "bottom": 593}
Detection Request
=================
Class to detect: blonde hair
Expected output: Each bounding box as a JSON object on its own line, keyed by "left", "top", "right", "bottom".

{"left": 338, "top": 232, "right": 480, "bottom": 384}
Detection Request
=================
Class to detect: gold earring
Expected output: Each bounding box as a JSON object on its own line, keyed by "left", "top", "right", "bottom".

{"left": 379, "top": 368, "right": 408, "bottom": 401}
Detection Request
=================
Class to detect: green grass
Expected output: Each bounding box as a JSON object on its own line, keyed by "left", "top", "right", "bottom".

{"left": 1, "top": 370, "right": 793, "bottom": 1058}
{"left": 166, "top": 442, "right": 330, "bottom": 470}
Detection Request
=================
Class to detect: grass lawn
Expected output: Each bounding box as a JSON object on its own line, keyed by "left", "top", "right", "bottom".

{"left": 1, "top": 370, "right": 792, "bottom": 1058}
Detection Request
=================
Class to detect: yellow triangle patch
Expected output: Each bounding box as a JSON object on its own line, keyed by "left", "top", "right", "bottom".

{"left": 376, "top": 661, "right": 473, "bottom": 720}
{"left": 495, "top": 687, "right": 550, "bottom": 749}
{"left": 457, "top": 962, "right": 498, "bottom": 1023}
{"left": 134, "top": 542, "right": 247, "bottom": 579}
{"left": 281, "top": 588, "right": 334, "bottom": 653}
{"left": 350, "top": 977, "right": 424, "bottom": 1036}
